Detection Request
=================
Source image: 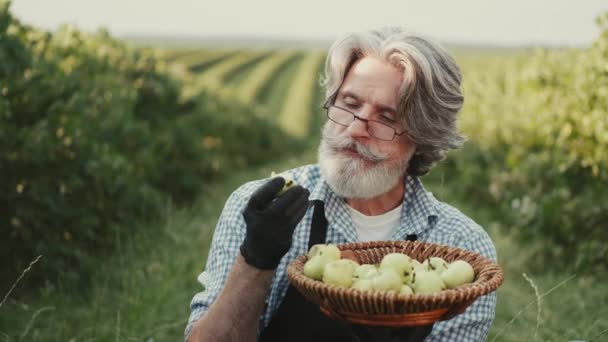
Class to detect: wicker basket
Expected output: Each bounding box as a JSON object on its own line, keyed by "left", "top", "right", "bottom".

{"left": 287, "top": 240, "right": 504, "bottom": 327}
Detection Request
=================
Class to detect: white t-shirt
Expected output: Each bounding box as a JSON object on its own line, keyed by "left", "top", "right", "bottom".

{"left": 346, "top": 203, "right": 403, "bottom": 242}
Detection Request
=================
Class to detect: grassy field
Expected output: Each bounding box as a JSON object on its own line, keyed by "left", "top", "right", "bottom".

{"left": 1, "top": 147, "right": 607, "bottom": 341}
{"left": 255, "top": 52, "right": 305, "bottom": 114}
{"left": 0, "top": 153, "right": 314, "bottom": 341}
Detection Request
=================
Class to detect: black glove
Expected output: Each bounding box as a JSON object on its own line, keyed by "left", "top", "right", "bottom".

{"left": 240, "top": 177, "right": 310, "bottom": 270}
{"left": 347, "top": 323, "right": 435, "bottom": 342}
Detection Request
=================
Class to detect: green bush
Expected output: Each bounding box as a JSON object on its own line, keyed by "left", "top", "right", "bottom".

{"left": 0, "top": 1, "right": 299, "bottom": 289}
{"left": 443, "top": 13, "right": 608, "bottom": 273}
{"left": 145, "top": 92, "right": 301, "bottom": 201}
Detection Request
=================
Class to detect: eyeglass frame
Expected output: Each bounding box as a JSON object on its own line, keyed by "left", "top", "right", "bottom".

{"left": 322, "top": 103, "right": 406, "bottom": 141}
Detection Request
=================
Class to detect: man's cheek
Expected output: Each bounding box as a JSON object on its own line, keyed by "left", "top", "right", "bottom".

{"left": 327, "top": 122, "right": 347, "bottom": 136}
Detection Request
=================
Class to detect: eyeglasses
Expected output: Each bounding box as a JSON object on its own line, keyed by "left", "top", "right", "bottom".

{"left": 324, "top": 105, "right": 405, "bottom": 141}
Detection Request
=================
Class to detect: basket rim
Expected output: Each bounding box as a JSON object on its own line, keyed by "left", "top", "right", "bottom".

{"left": 287, "top": 240, "right": 504, "bottom": 317}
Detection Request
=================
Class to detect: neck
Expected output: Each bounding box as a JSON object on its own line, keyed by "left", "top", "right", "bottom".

{"left": 345, "top": 177, "right": 405, "bottom": 216}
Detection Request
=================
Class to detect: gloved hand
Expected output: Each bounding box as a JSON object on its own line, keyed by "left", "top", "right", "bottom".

{"left": 240, "top": 177, "right": 311, "bottom": 270}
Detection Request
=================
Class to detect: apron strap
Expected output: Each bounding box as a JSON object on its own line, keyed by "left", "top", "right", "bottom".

{"left": 309, "top": 200, "right": 328, "bottom": 248}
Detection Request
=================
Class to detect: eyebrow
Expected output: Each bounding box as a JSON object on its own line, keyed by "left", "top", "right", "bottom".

{"left": 339, "top": 90, "right": 398, "bottom": 116}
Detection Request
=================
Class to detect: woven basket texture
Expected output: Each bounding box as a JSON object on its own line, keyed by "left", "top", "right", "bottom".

{"left": 287, "top": 240, "right": 504, "bottom": 326}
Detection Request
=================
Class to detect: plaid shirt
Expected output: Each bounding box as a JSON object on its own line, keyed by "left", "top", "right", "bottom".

{"left": 186, "top": 164, "right": 497, "bottom": 341}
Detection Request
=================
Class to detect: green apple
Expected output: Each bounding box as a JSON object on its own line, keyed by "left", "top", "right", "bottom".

{"left": 271, "top": 171, "right": 296, "bottom": 195}
{"left": 307, "top": 244, "right": 324, "bottom": 259}
{"left": 441, "top": 260, "right": 475, "bottom": 289}
{"left": 322, "top": 259, "right": 357, "bottom": 288}
{"left": 411, "top": 259, "right": 423, "bottom": 269}
{"left": 371, "top": 269, "right": 402, "bottom": 292}
{"left": 307, "top": 244, "right": 341, "bottom": 261}
{"left": 351, "top": 279, "right": 374, "bottom": 291}
{"left": 427, "top": 257, "right": 449, "bottom": 275}
{"left": 410, "top": 270, "right": 446, "bottom": 294}
{"left": 303, "top": 255, "right": 328, "bottom": 280}
{"left": 343, "top": 259, "right": 360, "bottom": 270}
{"left": 353, "top": 264, "right": 379, "bottom": 281}
{"left": 400, "top": 284, "right": 414, "bottom": 295}
{"left": 379, "top": 253, "right": 414, "bottom": 284}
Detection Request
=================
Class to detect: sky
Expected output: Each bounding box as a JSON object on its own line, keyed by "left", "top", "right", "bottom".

{"left": 10, "top": 0, "right": 608, "bottom": 47}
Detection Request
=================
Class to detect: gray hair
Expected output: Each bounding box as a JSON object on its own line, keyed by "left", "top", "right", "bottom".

{"left": 320, "top": 26, "right": 466, "bottom": 176}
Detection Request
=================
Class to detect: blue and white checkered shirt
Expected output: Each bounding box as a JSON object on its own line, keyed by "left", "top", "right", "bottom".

{"left": 186, "top": 164, "right": 497, "bottom": 341}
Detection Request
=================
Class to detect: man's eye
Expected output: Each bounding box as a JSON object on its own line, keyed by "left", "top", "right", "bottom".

{"left": 344, "top": 102, "right": 359, "bottom": 109}
{"left": 381, "top": 115, "right": 396, "bottom": 123}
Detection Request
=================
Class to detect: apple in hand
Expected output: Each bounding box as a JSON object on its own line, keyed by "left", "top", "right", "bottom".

{"left": 271, "top": 171, "right": 296, "bottom": 195}
{"left": 371, "top": 269, "right": 402, "bottom": 292}
{"left": 323, "top": 259, "right": 357, "bottom": 288}
{"left": 411, "top": 270, "right": 446, "bottom": 294}
{"left": 379, "top": 253, "right": 414, "bottom": 284}
{"left": 441, "top": 260, "right": 475, "bottom": 289}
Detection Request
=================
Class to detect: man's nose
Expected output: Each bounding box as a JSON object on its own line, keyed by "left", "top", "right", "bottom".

{"left": 346, "top": 113, "right": 371, "bottom": 139}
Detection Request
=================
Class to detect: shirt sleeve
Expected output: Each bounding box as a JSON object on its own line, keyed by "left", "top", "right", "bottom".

{"left": 426, "top": 227, "right": 498, "bottom": 342}
{"left": 184, "top": 187, "right": 249, "bottom": 340}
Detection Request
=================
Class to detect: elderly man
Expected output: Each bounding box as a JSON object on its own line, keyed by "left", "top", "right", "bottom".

{"left": 186, "top": 27, "right": 497, "bottom": 342}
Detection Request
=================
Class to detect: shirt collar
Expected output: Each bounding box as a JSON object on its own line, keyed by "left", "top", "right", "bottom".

{"left": 394, "top": 174, "right": 439, "bottom": 238}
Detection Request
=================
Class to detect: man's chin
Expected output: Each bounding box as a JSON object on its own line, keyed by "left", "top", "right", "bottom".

{"left": 324, "top": 174, "right": 399, "bottom": 199}
{"left": 319, "top": 154, "right": 400, "bottom": 199}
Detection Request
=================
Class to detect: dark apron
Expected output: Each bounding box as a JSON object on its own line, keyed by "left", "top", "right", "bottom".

{"left": 259, "top": 200, "right": 434, "bottom": 342}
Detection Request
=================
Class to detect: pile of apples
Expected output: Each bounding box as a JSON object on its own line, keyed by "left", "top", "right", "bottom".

{"left": 303, "top": 244, "right": 475, "bottom": 294}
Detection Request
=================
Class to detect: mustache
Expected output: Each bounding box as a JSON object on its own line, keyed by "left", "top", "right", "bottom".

{"left": 323, "top": 133, "right": 389, "bottom": 163}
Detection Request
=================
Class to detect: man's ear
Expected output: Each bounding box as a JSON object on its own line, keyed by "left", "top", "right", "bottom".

{"left": 411, "top": 144, "right": 420, "bottom": 156}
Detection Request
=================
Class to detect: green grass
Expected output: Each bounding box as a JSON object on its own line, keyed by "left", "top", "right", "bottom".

{"left": 161, "top": 48, "right": 214, "bottom": 63}
{"left": 182, "top": 50, "right": 241, "bottom": 73}
{"left": 220, "top": 51, "right": 275, "bottom": 85}
{"left": 480, "top": 224, "right": 606, "bottom": 341}
{"left": 255, "top": 53, "right": 304, "bottom": 113}
{"left": 276, "top": 51, "right": 326, "bottom": 138}
{"left": 2, "top": 148, "right": 606, "bottom": 341}
{"left": 231, "top": 50, "right": 300, "bottom": 105}
{"left": 196, "top": 50, "right": 271, "bottom": 87}
{"left": 0, "top": 152, "right": 317, "bottom": 342}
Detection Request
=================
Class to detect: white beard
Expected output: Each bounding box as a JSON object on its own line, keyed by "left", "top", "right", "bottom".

{"left": 318, "top": 124, "right": 411, "bottom": 199}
